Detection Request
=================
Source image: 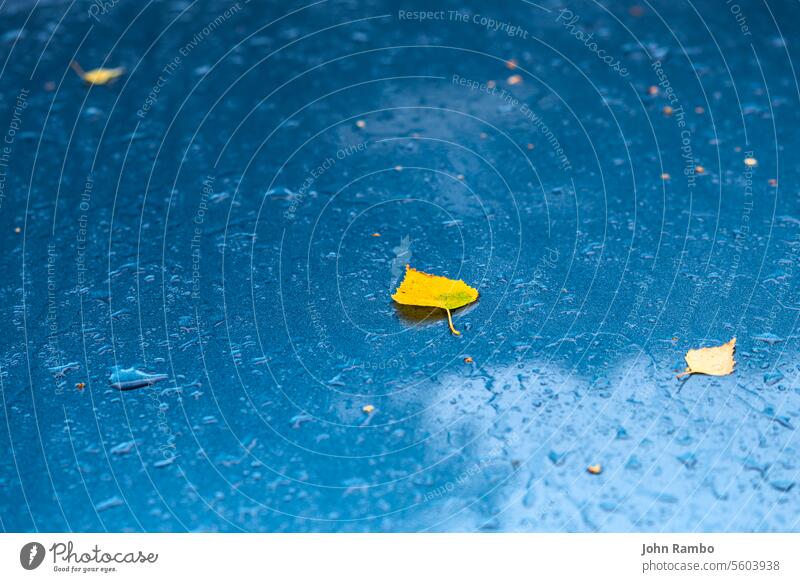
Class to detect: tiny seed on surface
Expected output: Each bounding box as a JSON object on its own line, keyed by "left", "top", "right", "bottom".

{"left": 587, "top": 464, "right": 602, "bottom": 475}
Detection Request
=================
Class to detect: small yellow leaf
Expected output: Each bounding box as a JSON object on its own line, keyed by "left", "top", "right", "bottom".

{"left": 83, "top": 67, "right": 125, "bottom": 85}
{"left": 391, "top": 265, "right": 478, "bottom": 335}
{"left": 71, "top": 61, "right": 125, "bottom": 85}
{"left": 677, "top": 338, "right": 736, "bottom": 378}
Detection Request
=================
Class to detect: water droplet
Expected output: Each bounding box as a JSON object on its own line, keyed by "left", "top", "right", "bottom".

{"left": 108, "top": 366, "right": 168, "bottom": 390}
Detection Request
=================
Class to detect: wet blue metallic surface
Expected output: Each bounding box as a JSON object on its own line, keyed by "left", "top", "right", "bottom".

{"left": 1, "top": 0, "right": 799, "bottom": 531}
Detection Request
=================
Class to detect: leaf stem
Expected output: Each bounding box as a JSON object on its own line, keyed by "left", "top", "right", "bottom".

{"left": 70, "top": 60, "right": 86, "bottom": 79}
{"left": 445, "top": 309, "right": 460, "bottom": 335}
{"left": 675, "top": 369, "right": 692, "bottom": 379}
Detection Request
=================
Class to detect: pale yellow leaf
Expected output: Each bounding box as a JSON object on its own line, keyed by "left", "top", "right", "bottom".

{"left": 677, "top": 337, "right": 736, "bottom": 378}
{"left": 71, "top": 61, "right": 125, "bottom": 85}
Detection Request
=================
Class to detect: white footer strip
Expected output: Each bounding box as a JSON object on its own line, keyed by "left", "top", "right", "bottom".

{"left": 1, "top": 533, "right": 798, "bottom": 581}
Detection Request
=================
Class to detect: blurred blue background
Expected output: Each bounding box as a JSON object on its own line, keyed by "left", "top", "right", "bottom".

{"left": 0, "top": 0, "right": 799, "bottom": 531}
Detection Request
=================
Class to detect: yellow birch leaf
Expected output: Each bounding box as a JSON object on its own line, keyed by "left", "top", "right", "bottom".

{"left": 71, "top": 61, "right": 125, "bottom": 85}
{"left": 391, "top": 265, "right": 478, "bottom": 336}
{"left": 677, "top": 337, "right": 736, "bottom": 378}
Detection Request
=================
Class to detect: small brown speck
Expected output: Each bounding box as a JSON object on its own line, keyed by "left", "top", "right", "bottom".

{"left": 362, "top": 404, "right": 375, "bottom": 414}
{"left": 662, "top": 105, "right": 673, "bottom": 116}
{"left": 505, "top": 59, "right": 518, "bottom": 70}
{"left": 507, "top": 74, "right": 523, "bottom": 86}
{"left": 744, "top": 157, "right": 757, "bottom": 167}
{"left": 647, "top": 85, "right": 659, "bottom": 96}
{"left": 371, "top": 233, "right": 381, "bottom": 237}
{"left": 587, "top": 464, "right": 602, "bottom": 475}
{"left": 660, "top": 173, "right": 671, "bottom": 180}
{"left": 463, "top": 357, "right": 473, "bottom": 364}
{"left": 695, "top": 165, "right": 705, "bottom": 174}
{"left": 76, "top": 382, "right": 85, "bottom": 391}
